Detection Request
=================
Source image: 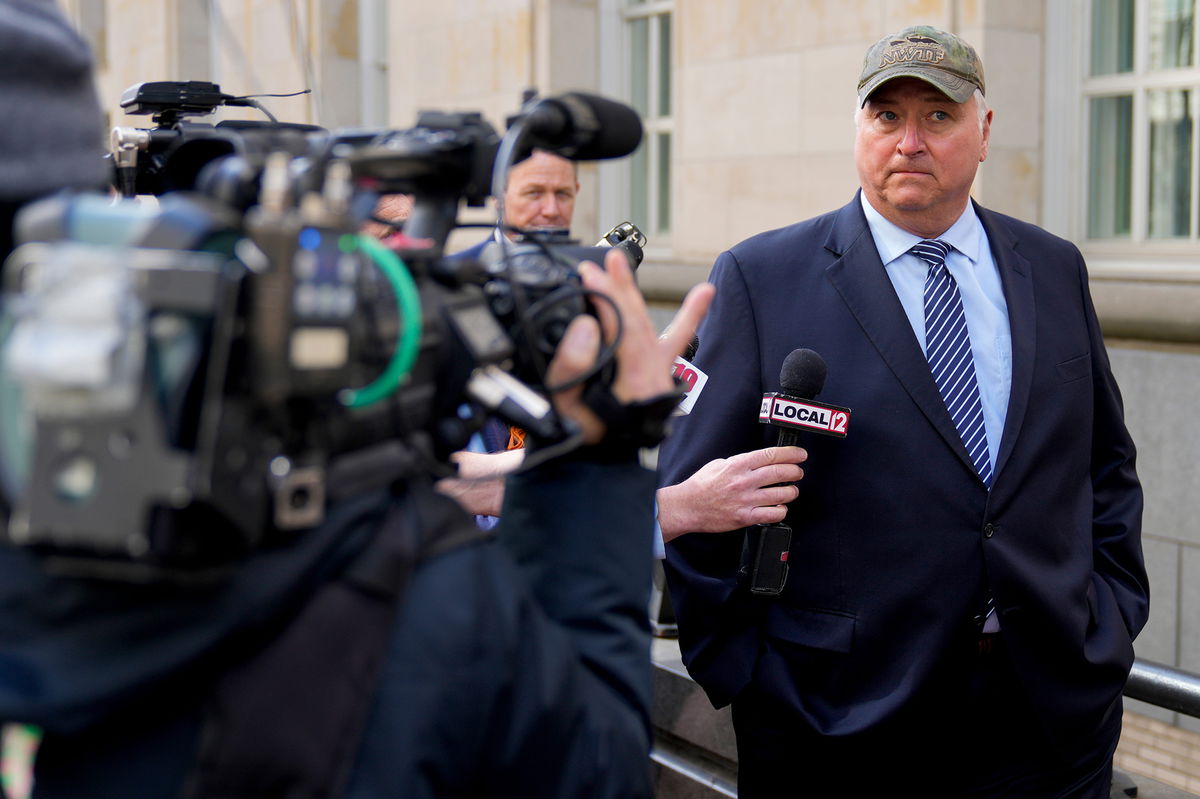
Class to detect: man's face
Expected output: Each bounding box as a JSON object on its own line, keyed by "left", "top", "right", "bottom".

{"left": 503, "top": 150, "right": 579, "bottom": 232}
{"left": 854, "top": 77, "right": 991, "bottom": 237}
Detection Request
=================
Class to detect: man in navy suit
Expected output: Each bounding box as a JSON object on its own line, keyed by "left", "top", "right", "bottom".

{"left": 657, "top": 25, "right": 1148, "bottom": 798}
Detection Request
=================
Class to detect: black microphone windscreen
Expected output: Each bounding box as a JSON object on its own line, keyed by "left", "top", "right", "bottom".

{"left": 528, "top": 93, "right": 643, "bottom": 161}
{"left": 683, "top": 334, "right": 700, "bottom": 361}
{"left": 780, "top": 349, "right": 827, "bottom": 399}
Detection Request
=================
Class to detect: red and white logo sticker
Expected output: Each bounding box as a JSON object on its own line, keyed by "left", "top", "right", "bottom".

{"left": 671, "top": 356, "right": 708, "bottom": 415}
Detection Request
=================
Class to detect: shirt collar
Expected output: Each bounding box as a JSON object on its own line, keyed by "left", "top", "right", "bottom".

{"left": 859, "top": 192, "right": 984, "bottom": 267}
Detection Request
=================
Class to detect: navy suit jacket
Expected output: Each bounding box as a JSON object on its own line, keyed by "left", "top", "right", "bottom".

{"left": 659, "top": 194, "right": 1148, "bottom": 745}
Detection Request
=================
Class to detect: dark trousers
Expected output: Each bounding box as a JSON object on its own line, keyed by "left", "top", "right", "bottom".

{"left": 731, "top": 637, "right": 1119, "bottom": 799}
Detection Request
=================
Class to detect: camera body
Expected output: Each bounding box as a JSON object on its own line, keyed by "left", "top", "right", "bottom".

{"left": 111, "top": 81, "right": 327, "bottom": 200}
{"left": 0, "top": 83, "right": 644, "bottom": 580}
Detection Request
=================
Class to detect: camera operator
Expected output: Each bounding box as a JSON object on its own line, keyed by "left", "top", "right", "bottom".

{"left": 453, "top": 148, "right": 579, "bottom": 261}
{"left": 0, "top": 0, "right": 107, "bottom": 272}
{"left": 437, "top": 148, "right": 582, "bottom": 526}
{"left": 362, "top": 193, "right": 415, "bottom": 241}
{"left": 0, "top": 3, "right": 715, "bottom": 797}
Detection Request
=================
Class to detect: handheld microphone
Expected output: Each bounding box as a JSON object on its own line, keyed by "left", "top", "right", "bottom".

{"left": 741, "top": 349, "right": 850, "bottom": 596}
{"left": 520, "top": 93, "right": 644, "bottom": 160}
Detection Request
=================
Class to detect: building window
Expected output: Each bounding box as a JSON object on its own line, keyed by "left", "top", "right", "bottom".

{"left": 623, "top": 0, "right": 672, "bottom": 240}
{"left": 1085, "top": 0, "right": 1200, "bottom": 241}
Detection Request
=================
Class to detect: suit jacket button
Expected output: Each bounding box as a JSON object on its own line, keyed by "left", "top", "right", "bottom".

{"left": 983, "top": 523, "right": 995, "bottom": 539}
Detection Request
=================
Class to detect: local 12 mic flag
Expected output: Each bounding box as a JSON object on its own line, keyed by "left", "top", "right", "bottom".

{"left": 759, "top": 393, "right": 850, "bottom": 438}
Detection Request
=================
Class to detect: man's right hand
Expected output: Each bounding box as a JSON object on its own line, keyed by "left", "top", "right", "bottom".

{"left": 656, "top": 446, "right": 807, "bottom": 543}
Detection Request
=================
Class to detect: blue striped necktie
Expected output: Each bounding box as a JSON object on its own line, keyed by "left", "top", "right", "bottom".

{"left": 912, "top": 239, "right": 993, "bottom": 488}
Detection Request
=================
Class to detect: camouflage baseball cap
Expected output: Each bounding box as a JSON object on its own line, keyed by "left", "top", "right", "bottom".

{"left": 857, "top": 25, "right": 985, "bottom": 106}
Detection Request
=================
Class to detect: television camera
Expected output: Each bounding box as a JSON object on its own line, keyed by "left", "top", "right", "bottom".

{"left": 0, "top": 81, "right": 649, "bottom": 580}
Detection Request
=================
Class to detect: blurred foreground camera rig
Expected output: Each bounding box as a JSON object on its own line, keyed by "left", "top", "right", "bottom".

{"left": 0, "top": 80, "right": 647, "bottom": 581}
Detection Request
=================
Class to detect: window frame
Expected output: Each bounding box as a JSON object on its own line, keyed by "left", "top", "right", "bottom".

{"left": 1050, "top": 0, "right": 1200, "bottom": 267}
{"left": 598, "top": 0, "right": 674, "bottom": 254}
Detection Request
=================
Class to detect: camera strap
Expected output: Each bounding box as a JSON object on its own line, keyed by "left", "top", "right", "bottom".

{"left": 178, "top": 486, "right": 489, "bottom": 799}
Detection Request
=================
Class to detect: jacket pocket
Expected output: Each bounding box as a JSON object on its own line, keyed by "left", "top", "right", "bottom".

{"left": 1057, "top": 353, "right": 1091, "bottom": 383}
{"left": 764, "top": 604, "right": 856, "bottom": 654}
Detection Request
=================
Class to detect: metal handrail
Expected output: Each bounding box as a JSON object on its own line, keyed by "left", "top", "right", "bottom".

{"left": 1126, "top": 658, "right": 1200, "bottom": 718}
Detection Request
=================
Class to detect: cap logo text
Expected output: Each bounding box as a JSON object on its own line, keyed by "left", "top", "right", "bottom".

{"left": 880, "top": 36, "right": 946, "bottom": 67}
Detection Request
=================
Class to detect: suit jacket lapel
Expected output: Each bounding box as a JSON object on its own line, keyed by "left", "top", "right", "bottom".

{"left": 823, "top": 194, "right": 982, "bottom": 477}
{"left": 975, "top": 203, "right": 1034, "bottom": 479}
